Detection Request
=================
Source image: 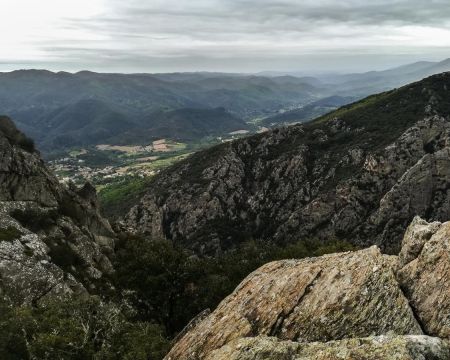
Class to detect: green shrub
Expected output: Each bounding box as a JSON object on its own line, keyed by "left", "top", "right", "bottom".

{"left": 10, "top": 208, "right": 58, "bottom": 233}
{"left": 17, "top": 135, "right": 35, "bottom": 153}
{"left": 43, "top": 236, "right": 87, "bottom": 271}
{"left": 0, "top": 117, "right": 35, "bottom": 153}
{"left": 0, "top": 227, "right": 22, "bottom": 242}
{"left": 99, "top": 177, "right": 151, "bottom": 219}
{"left": 0, "top": 297, "right": 170, "bottom": 360}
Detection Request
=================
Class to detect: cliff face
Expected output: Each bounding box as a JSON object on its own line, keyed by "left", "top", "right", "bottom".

{"left": 165, "top": 216, "right": 450, "bottom": 360}
{"left": 0, "top": 116, "right": 115, "bottom": 305}
{"left": 125, "top": 73, "right": 450, "bottom": 255}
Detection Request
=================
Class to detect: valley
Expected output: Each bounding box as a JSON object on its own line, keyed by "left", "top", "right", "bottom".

{"left": 47, "top": 131, "right": 255, "bottom": 218}
{"left": 3, "top": 1, "right": 450, "bottom": 358}
{"left": 4, "top": 58, "right": 450, "bottom": 156}
{"left": 1, "top": 70, "right": 450, "bottom": 359}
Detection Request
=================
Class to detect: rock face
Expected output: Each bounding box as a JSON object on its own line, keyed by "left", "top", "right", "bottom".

{"left": 398, "top": 218, "right": 450, "bottom": 340}
{"left": 205, "top": 335, "right": 450, "bottom": 360}
{"left": 125, "top": 72, "right": 450, "bottom": 255}
{"left": 165, "top": 216, "right": 450, "bottom": 360}
{"left": 0, "top": 116, "right": 115, "bottom": 304}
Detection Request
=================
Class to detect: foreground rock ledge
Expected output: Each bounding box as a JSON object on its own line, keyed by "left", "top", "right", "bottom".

{"left": 398, "top": 216, "right": 450, "bottom": 339}
{"left": 205, "top": 335, "right": 450, "bottom": 360}
{"left": 165, "top": 246, "right": 421, "bottom": 359}
{"left": 165, "top": 216, "right": 450, "bottom": 360}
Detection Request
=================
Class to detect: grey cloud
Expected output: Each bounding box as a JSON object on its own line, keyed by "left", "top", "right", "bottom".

{"left": 4, "top": 0, "right": 450, "bottom": 73}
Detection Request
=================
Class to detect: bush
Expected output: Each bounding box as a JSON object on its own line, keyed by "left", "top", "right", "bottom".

{"left": 17, "top": 135, "right": 35, "bottom": 153}
{"left": 0, "top": 117, "right": 35, "bottom": 153}
{"left": 0, "top": 227, "right": 22, "bottom": 242}
{"left": 43, "top": 236, "right": 87, "bottom": 271}
{"left": 0, "top": 297, "right": 170, "bottom": 360}
{"left": 10, "top": 208, "right": 59, "bottom": 233}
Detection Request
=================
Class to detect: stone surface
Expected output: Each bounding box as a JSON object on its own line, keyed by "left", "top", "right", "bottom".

{"left": 0, "top": 116, "right": 116, "bottom": 304}
{"left": 398, "top": 216, "right": 441, "bottom": 267}
{"left": 165, "top": 246, "right": 421, "bottom": 360}
{"left": 205, "top": 335, "right": 450, "bottom": 360}
{"left": 166, "top": 215, "right": 450, "bottom": 359}
{"left": 398, "top": 218, "right": 450, "bottom": 340}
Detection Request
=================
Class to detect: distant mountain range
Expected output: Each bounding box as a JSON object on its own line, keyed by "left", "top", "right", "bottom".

{"left": 1, "top": 58, "right": 450, "bottom": 152}
{"left": 318, "top": 58, "right": 450, "bottom": 96}
{"left": 20, "top": 97, "right": 249, "bottom": 149}
{"left": 108, "top": 107, "right": 251, "bottom": 145}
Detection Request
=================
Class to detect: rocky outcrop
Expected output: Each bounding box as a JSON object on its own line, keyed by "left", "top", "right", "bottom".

{"left": 398, "top": 216, "right": 442, "bottom": 267}
{"left": 165, "top": 216, "right": 450, "bottom": 360}
{"left": 0, "top": 116, "right": 115, "bottom": 304}
{"left": 398, "top": 218, "right": 450, "bottom": 340}
{"left": 125, "top": 72, "right": 450, "bottom": 255}
{"left": 205, "top": 335, "right": 450, "bottom": 360}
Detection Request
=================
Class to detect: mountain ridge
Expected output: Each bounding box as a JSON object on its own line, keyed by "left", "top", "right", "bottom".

{"left": 3, "top": 59, "right": 450, "bottom": 152}
{"left": 124, "top": 71, "right": 450, "bottom": 255}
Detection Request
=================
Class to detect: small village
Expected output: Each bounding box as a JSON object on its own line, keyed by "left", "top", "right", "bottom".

{"left": 48, "top": 138, "right": 187, "bottom": 186}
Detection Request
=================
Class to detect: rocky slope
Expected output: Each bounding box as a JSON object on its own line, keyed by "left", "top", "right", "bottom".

{"left": 0, "top": 116, "right": 115, "bottom": 305}
{"left": 165, "top": 216, "right": 450, "bottom": 359}
{"left": 125, "top": 72, "right": 450, "bottom": 255}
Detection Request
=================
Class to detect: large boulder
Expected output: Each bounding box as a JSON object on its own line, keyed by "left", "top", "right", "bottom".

{"left": 165, "top": 246, "right": 421, "bottom": 360}
{"left": 398, "top": 218, "right": 450, "bottom": 339}
{"left": 398, "top": 216, "right": 441, "bottom": 267}
{"left": 166, "top": 215, "right": 450, "bottom": 360}
{"left": 205, "top": 335, "right": 450, "bottom": 360}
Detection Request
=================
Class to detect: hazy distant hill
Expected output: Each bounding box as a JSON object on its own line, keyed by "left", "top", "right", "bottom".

{"left": 31, "top": 101, "right": 249, "bottom": 149}
{"left": 261, "top": 95, "right": 355, "bottom": 127}
{"left": 110, "top": 107, "right": 251, "bottom": 144}
{"left": 320, "top": 58, "right": 450, "bottom": 96}
{"left": 36, "top": 99, "right": 136, "bottom": 149}
{"left": 0, "top": 70, "right": 322, "bottom": 122}
{"left": 2, "top": 59, "right": 450, "bottom": 152}
{"left": 0, "top": 70, "right": 324, "bottom": 151}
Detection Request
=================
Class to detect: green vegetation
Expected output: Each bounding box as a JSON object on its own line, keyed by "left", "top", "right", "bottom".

{"left": 68, "top": 149, "right": 87, "bottom": 157}
{"left": 77, "top": 150, "right": 122, "bottom": 167}
{"left": 99, "top": 177, "right": 152, "bottom": 219}
{"left": 97, "top": 151, "right": 194, "bottom": 218}
{"left": 261, "top": 95, "right": 355, "bottom": 127}
{"left": 43, "top": 236, "right": 87, "bottom": 273}
{"left": 140, "top": 153, "right": 192, "bottom": 172}
{"left": 0, "top": 116, "right": 35, "bottom": 153}
{"left": 0, "top": 227, "right": 22, "bottom": 242}
{"left": 11, "top": 208, "right": 59, "bottom": 233}
{"left": 113, "top": 235, "right": 358, "bottom": 338}
{"left": 0, "top": 297, "right": 169, "bottom": 360}
{"left": 0, "top": 229, "right": 356, "bottom": 360}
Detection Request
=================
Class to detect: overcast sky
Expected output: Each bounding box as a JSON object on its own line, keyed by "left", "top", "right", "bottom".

{"left": 1, "top": 0, "right": 450, "bottom": 74}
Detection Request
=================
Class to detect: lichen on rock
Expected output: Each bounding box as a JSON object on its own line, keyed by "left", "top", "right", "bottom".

{"left": 165, "top": 215, "right": 450, "bottom": 360}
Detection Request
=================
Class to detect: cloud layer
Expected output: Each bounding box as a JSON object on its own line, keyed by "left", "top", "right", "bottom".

{"left": 1, "top": 0, "right": 450, "bottom": 72}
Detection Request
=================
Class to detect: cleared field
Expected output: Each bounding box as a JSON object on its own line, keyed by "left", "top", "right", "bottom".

{"left": 115, "top": 153, "right": 192, "bottom": 174}
{"left": 96, "top": 140, "right": 187, "bottom": 154}
{"left": 96, "top": 144, "right": 146, "bottom": 153}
